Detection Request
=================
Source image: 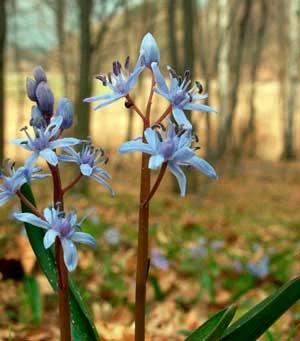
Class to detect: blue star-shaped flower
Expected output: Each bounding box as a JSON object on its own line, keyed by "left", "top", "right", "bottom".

{"left": 14, "top": 207, "right": 97, "bottom": 272}
{"left": 84, "top": 58, "right": 144, "bottom": 110}
{"left": 11, "top": 116, "right": 80, "bottom": 167}
{"left": 58, "top": 143, "right": 114, "bottom": 196}
{"left": 151, "top": 62, "right": 216, "bottom": 129}
{"left": 119, "top": 122, "right": 217, "bottom": 196}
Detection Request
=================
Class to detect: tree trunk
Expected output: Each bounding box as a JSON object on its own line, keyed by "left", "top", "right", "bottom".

{"left": 282, "top": 0, "right": 300, "bottom": 160}
{"left": 217, "top": 0, "right": 252, "bottom": 159}
{"left": 75, "top": 0, "right": 92, "bottom": 140}
{"left": 233, "top": 0, "right": 268, "bottom": 165}
{"left": 55, "top": 0, "right": 69, "bottom": 96}
{"left": 167, "top": 0, "right": 178, "bottom": 71}
{"left": 0, "top": 0, "right": 6, "bottom": 162}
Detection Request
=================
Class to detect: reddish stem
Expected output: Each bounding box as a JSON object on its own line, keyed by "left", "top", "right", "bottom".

{"left": 62, "top": 172, "right": 83, "bottom": 194}
{"left": 126, "top": 94, "right": 146, "bottom": 121}
{"left": 155, "top": 104, "right": 172, "bottom": 125}
{"left": 145, "top": 70, "right": 156, "bottom": 119}
{"left": 48, "top": 163, "right": 71, "bottom": 341}
{"left": 142, "top": 162, "right": 168, "bottom": 208}
{"left": 16, "top": 190, "right": 44, "bottom": 219}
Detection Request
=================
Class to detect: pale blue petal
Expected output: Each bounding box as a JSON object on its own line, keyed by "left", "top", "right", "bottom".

{"left": 191, "top": 93, "right": 208, "bottom": 101}
{"left": 151, "top": 62, "right": 169, "bottom": 95}
{"left": 127, "top": 66, "right": 145, "bottom": 89}
{"left": 14, "top": 212, "right": 50, "bottom": 229}
{"left": 183, "top": 102, "right": 216, "bottom": 113}
{"left": 168, "top": 163, "right": 186, "bottom": 196}
{"left": 83, "top": 93, "right": 114, "bottom": 103}
{"left": 47, "top": 116, "right": 63, "bottom": 137}
{"left": 94, "top": 167, "right": 111, "bottom": 179}
{"left": 50, "top": 137, "right": 81, "bottom": 149}
{"left": 119, "top": 141, "right": 154, "bottom": 154}
{"left": 149, "top": 154, "right": 165, "bottom": 169}
{"left": 57, "top": 154, "right": 76, "bottom": 162}
{"left": 71, "top": 232, "right": 97, "bottom": 247}
{"left": 40, "top": 149, "right": 58, "bottom": 166}
{"left": 0, "top": 193, "right": 12, "bottom": 205}
{"left": 144, "top": 128, "right": 160, "bottom": 151}
{"left": 43, "top": 207, "right": 55, "bottom": 224}
{"left": 172, "top": 107, "right": 192, "bottom": 130}
{"left": 80, "top": 164, "right": 93, "bottom": 176}
{"left": 177, "top": 131, "right": 192, "bottom": 149}
{"left": 172, "top": 147, "right": 194, "bottom": 162}
{"left": 188, "top": 156, "right": 218, "bottom": 179}
{"left": 61, "top": 238, "right": 78, "bottom": 272}
{"left": 43, "top": 229, "right": 59, "bottom": 248}
{"left": 152, "top": 87, "right": 171, "bottom": 102}
{"left": 93, "top": 93, "right": 124, "bottom": 110}
{"left": 91, "top": 174, "right": 115, "bottom": 196}
{"left": 24, "top": 153, "right": 39, "bottom": 172}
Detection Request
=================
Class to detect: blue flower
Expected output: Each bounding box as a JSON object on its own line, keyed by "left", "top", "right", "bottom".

{"left": 247, "top": 244, "right": 270, "bottom": 279}
{"left": 0, "top": 160, "right": 48, "bottom": 205}
{"left": 58, "top": 143, "right": 114, "bottom": 196}
{"left": 83, "top": 58, "right": 144, "bottom": 110}
{"left": 119, "top": 122, "right": 217, "bottom": 196}
{"left": 14, "top": 207, "right": 97, "bottom": 272}
{"left": 0, "top": 167, "right": 26, "bottom": 206}
{"left": 103, "top": 227, "right": 120, "bottom": 245}
{"left": 11, "top": 116, "right": 80, "bottom": 167}
{"left": 151, "top": 248, "right": 169, "bottom": 271}
{"left": 139, "top": 33, "right": 160, "bottom": 68}
{"left": 151, "top": 62, "right": 216, "bottom": 129}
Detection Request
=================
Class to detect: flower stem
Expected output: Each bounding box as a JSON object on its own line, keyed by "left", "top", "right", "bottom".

{"left": 135, "top": 151, "right": 150, "bottom": 341}
{"left": 126, "top": 94, "right": 146, "bottom": 121}
{"left": 142, "top": 162, "right": 168, "bottom": 208}
{"left": 16, "top": 190, "right": 44, "bottom": 219}
{"left": 155, "top": 104, "right": 172, "bottom": 125}
{"left": 48, "top": 164, "right": 71, "bottom": 341}
{"left": 62, "top": 172, "right": 83, "bottom": 194}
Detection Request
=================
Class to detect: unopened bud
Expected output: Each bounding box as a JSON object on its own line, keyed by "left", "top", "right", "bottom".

{"left": 34, "top": 65, "right": 47, "bottom": 83}
{"left": 30, "top": 105, "right": 45, "bottom": 129}
{"left": 139, "top": 33, "right": 160, "bottom": 68}
{"left": 35, "top": 81, "right": 54, "bottom": 113}
{"left": 26, "top": 77, "right": 37, "bottom": 101}
{"left": 56, "top": 98, "right": 74, "bottom": 129}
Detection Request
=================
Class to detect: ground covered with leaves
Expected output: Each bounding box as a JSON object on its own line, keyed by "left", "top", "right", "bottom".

{"left": 0, "top": 158, "right": 299, "bottom": 340}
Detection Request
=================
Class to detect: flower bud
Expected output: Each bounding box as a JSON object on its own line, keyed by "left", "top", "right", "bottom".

{"left": 139, "top": 33, "right": 160, "bottom": 68}
{"left": 26, "top": 77, "right": 37, "bottom": 101}
{"left": 56, "top": 98, "right": 74, "bottom": 129}
{"left": 34, "top": 65, "right": 47, "bottom": 83}
{"left": 35, "top": 81, "right": 54, "bottom": 114}
{"left": 30, "top": 105, "right": 45, "bottom": 129}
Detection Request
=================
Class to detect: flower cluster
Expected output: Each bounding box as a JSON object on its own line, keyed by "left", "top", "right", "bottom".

{"left": 1, "top": 66, "right": 114, "bottom": 271}
{"left": 85, "top": 33, "right": 217, "bottom": 196}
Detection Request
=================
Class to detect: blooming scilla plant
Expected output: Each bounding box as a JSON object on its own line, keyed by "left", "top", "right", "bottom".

{"left": 1, "top": 33, "right": 299, "bottom": 341}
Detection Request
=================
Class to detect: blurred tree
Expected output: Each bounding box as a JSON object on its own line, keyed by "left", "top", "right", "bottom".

{"left": 216, "top": 0, "right": 252, "bottom": 159}
{"left": 167, "top": 0, "right": 178, "bottom": 71}
{"left": 233, "top": 0, "right": 269, "bottom": 166}
{"left": 0, "top": 0, "right": 7, "bottom": 162}
{"left": 282, "top": 0, "right": 300, "bottom": 160}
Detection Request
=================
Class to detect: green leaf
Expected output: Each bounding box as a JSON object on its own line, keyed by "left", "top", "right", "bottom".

{"left": 20, "top": 183, "right": 100, "bottom": 341}
{"left": 186, "top": 305, "right": 236, "bottom": 341}
{"left": 205, "top": 305, "right": 237, "bottom": 341}
{"left": 221, "top": 277, "right": 300, "bottom": 340}
{"left": 23, "top": 276, "right": 42, "bottom": 324}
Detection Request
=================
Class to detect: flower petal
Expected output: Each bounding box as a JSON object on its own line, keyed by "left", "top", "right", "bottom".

{"left": 119, "top": 141, "right": 154, "bottom": 154}
{"left": 149, "top": 154, "right": 165, "bottom": 169}
{"left": 172, "top": 147, "right": 194, "bottom": 163}
{"left": 80, "top": 164, "right": 93, "bottom": 176}
{"left": 151, "top": 62, "right": 169, "bottom": 95}
{"left": 43, "top": 229, "right": 59, "bottom": 248}
{"left": 172, "top": 107, "right": 192, "bottom": 130}
{"left": 71, "top": 232, "right": 97, "bottom": 247}
{"left": 50, "top": 138, "right": 81, "bottom": 149}
{"left": 61, "top": 238, "right": 78, "bottom": 272}
{"left": 183, "top": 102, "right": 217, "bottom": 113}
{"left": 188, "top": 156, "right": 218, "bottom": 179}
{"left": 14, "top": 212, "right": 50, "bottom": 229}
{"left": 91, "top": 174, "right": 115, "bottom": 196}
{"left": 168, "top": 163, "right": 187, "bottom": 196}
{"left": 40, "top": 148, "right": 58, "bottom": 166}
{"left": 144, "top": 128, "right": 160, "bottom": 151}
